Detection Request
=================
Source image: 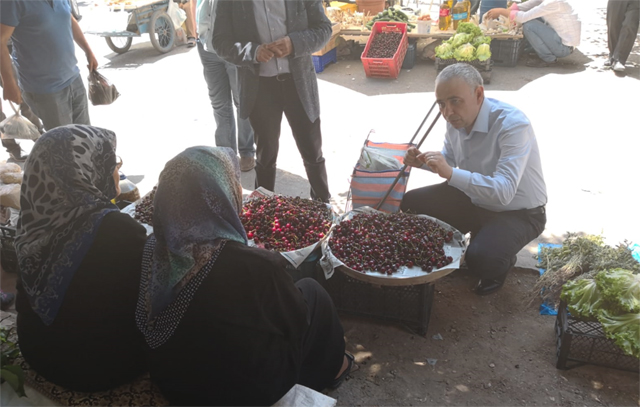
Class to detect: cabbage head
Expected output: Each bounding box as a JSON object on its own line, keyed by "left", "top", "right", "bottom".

{"left": 472, "top": 35, "right": 492, "bottom": 47}
{"left": 476, "top": 43, "right": 491, "bottom": 61}
{"left": 457, "top": 22, "right": 482, "bottom": 38}
{"left": 450, "top": 33, "right": 474, "bottom": 49}
{"left": 435, "top": 42, "right": 455, "bottom": 60}
{"left": 453, "top": 43, "right": 476, "bottom": 61}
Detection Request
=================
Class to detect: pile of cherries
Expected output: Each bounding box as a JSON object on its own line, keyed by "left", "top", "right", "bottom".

{"left": 133, "top": 186, "right": 157, "bottom": 226}
{"left": 241, "top": 195, "right": 332, "bottom": 252}
{"left": 329, "top": 212, "right": 454, "bottom": 275}
{"left": 366, "top": 31, "right": 403, "bottom": 59}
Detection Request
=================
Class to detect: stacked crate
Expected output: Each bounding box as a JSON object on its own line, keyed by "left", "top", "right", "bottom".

{"left": 312, "top": 22, "right": 342, "bottom": 73}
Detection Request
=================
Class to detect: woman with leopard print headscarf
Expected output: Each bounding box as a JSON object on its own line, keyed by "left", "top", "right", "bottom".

{"left": 14, "top": 125, "right": 147, "bottom": 392}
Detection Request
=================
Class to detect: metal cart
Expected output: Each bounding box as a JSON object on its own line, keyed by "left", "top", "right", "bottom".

{"left": 86, "top": 0, "right": 176, "bottom": 54}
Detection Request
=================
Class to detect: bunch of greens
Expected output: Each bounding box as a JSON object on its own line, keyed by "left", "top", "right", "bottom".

{"left": 1, "top": 326, "right": 26, "bottom": 397}
{"left": 435, "top": 22, "right": 492, "bottom": 62}
{"left": 531, "top": 233, "right": 640, "bottom": 308}
{"left": 561, "top": 269, "right": 640, "bottom": 358}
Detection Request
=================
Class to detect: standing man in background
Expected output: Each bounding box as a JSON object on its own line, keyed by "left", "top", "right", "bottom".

{"left": 1, "top": 0, "right": 97, "bottom": 132}
{"left": 196, "top": 0, "right": 256, "bottom": 172}
{"left": 212, "top": 0, "right": 332, "bottom": 202}
{"left": 606, "top": 0, "right": 639, "bottom": 73}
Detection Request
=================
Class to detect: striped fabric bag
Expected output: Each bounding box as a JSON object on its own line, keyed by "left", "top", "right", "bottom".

{"left": 349, "top": 140, "right": 415, "bottom": 213}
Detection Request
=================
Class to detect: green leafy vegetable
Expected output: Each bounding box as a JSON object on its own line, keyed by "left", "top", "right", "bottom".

{"left": 476, "top": 43, "right": 491, "bottom": 61}
{"left": 596, "top": 269, "right": 640, "bottom": 313}
{"left": 456, "top": 21, "right": 482, "bottom": 38}
{"left": 453, "top": 43, "right": 476, "bottom": 61}
{"left": 0, "top": 326, "right": 26, "bottom": 398}
{"left": 531, "top": 233, "right": 640, "bottom": 308}
{"left": 435, "top": 42, "right": 455, "bottom": 60}
{"left": 561, "top": 278, "right": 602, "bottom": 319}
{"left": 472, "top": 35, "right": 492, "bottom": 47}
{"left": 449, "top": 33, "right": 474, "bottom": 49}
{"left": 597, "top": 310, "right": 640, "bottom": 358}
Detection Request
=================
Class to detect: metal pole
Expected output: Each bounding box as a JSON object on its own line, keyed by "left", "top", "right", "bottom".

{"left": 408, "top": 100, "right": 437, "bottom": 146}
{"left": 374, "top": 111, "right": 442, "bottom": 211}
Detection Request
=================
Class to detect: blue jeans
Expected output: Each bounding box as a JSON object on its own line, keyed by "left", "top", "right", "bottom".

{"left": 197, "top": 40, "right": 255, "bottom": 157}
{"left": 523, "top": 19, "right": 573, "bottom": 63}
{"left": 22, "top": 74, "right": 90, "bottom": 131}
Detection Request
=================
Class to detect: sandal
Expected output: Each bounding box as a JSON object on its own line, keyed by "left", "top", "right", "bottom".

{"left": 187, "top": 37, "right": 196, "bottom": 47}
{"left": 328, "top": 351, "right": 355, "bottom": 390}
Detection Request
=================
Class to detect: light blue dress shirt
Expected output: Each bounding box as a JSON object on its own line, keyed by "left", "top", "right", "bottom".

{"left": 430, "top": 98, "right": 548, "bottom": 212}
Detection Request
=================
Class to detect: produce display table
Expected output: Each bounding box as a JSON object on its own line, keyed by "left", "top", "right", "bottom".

{"left": 339, "top": 28, "right": 523, "bottom": 40}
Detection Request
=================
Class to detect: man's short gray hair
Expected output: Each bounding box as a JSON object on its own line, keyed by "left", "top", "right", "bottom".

{"left": 435, "top": 63, "right": 484, "bottom": 89}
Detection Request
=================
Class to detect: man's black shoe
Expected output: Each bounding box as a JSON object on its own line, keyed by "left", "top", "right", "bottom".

{"left": 474, "top": 276, "right": 507, "bottom": 296}
{"left": 473, "top": 256, "right": 516, "bottom": 296}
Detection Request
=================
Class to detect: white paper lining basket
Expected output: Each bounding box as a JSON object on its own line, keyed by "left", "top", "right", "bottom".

{"left": 319, "top": 206, "right": 466, "bottom": 286}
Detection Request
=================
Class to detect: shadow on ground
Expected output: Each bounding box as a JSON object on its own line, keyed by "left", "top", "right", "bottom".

{"left": 100, "top": 42, "right": 195, "bottom": 70}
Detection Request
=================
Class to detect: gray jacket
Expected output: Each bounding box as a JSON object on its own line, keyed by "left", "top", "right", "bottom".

{"left": 211, "top": 0, "right": 331, "bottom": 122}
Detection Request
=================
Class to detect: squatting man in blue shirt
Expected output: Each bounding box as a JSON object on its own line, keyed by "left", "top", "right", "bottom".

{"left": 401, "top": 64, "right": 547, "bottom": 296}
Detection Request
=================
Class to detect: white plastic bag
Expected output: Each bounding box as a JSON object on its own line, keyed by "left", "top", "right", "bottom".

{"left": 0, "top": 102, "right": 40, "bottom": 140}
{"left": 167, "top": 0, "right": 187, "bottom": 29}
{"left": 358, "top": 146, "right": 402, "bottom": 171}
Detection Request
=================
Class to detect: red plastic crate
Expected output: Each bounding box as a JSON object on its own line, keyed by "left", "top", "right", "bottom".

{"left": 361, "top": 22, "right": 408, "bottom": 79}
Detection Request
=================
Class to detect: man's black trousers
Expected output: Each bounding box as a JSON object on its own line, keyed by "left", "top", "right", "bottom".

{"left": 401, "top": 182, "right": 546, "bottom": 280}
{"left": 249, "top": 74, "right": 330, "bottom": 202}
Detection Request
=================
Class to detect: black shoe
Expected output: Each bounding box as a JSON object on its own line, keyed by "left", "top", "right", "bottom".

{"left": 473, "top": 256, "right": 516, "bottom": 296}
{"left": 474, "top": 276, "right": 507, "bottom": 296}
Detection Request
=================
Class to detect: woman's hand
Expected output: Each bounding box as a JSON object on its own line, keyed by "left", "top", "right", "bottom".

{"left": 485, "top": 8, "right": 508, "bottom": 20}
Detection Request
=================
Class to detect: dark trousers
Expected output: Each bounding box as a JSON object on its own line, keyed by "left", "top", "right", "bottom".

{"left": 295, "top": 278, "right": 345, "bottom": 391}
{"left": 607, "top": 0, "right": 640, "bottom": 65}
{"left": 249, "top": 75, "right": 330, "bottom": 202}
{"left": 400, "top": 182, "right": 546, "bottom": 280}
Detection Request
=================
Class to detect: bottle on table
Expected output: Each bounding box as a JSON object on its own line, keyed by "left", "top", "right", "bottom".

{"left": 452, "top": 0, "right": 468, "bottom": 30}
{"left": 117, "top": 172, "right": 140, "bottom": 203}
{"left": 462, "top": 0, "right": 471, "bottom": 21}
{"left": 439, "top": 0, "right": 452, "bottom": 31}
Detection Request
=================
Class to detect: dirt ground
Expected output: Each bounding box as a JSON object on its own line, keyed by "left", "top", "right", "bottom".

{"left": 327, "top": 266, "right": 639, "bottom": 407}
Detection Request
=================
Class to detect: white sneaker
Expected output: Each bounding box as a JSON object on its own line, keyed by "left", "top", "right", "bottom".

{"left": 613, "top": 61, "right": 625, "bottom": 72}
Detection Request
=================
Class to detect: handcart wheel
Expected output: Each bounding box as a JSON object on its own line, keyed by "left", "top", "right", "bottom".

{"left": 106, "top": 37, "right": 133, "bottom": 54}
{"left": 149, "top": 10, "right": 175, "bottom": 54}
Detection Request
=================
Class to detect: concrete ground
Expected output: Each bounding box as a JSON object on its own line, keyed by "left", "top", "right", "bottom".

{"left": 13, "top": 0, "right": 632, "bottom": 268}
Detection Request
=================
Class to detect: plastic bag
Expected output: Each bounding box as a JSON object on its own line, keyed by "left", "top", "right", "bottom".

{"left": 0, "top": 102, "right": 40, "bottom": 140}
{"left": 358, "top": 146, "right": 402, "bottom": 171}
{"left": 88, "top": 70, "right": 120, "bottom": 106}
{"left": 167, "top": 0, "right": 187, "bottom": 29}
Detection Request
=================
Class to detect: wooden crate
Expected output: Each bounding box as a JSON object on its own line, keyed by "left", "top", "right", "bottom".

{"left": 313, "top": 22, "right": 342, "bottom": 56}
